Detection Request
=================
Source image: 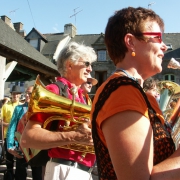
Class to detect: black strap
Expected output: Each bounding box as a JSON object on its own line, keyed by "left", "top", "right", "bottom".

{"left": 50, "top": 81, "right": 68, "bottom": 131}
{"left": 53, "top": 81, "right": 68, "bottom": 98}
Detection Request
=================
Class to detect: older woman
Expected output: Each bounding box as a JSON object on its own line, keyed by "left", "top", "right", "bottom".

{"left": 21, "top": 42, "right": 97, "bottom": 180}
{"left": 91, "top": 7, "right": 180, "bottom": 180}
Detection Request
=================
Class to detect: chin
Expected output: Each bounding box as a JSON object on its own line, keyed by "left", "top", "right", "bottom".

{"left": 155, "top": 66, "right": 162, "bottom": 74}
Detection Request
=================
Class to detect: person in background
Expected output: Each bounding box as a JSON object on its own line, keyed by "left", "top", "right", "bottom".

{"left": 6, "top": 85, "right": 42, "bottom": 180}
{"left": 81, "top": 74, "right": 98, "bottom": 176}
{"left": 0, "top": 97, "right": 10, "bottom": 109}
{"left": 21, "top": 42, "right": 97, "bottom": 180}
{"left": 1, "top": 85, "right": 22, "bottom": 179}
{"left": 91, "top": 6, "right": 180, "bottom": 180}
{"left": 81, "top": 74, "right": 98, "bottom": 105}
{"left": 143, "top": 77, "right": 160, "bottom": 103}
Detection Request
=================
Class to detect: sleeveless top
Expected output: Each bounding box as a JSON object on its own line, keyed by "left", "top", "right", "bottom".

{"left": 92, "top": 76, "right": 175, "bottom": 180}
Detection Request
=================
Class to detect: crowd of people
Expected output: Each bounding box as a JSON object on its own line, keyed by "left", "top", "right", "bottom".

{"left": 0, "top": 5, "right": 180, "bottom": 180}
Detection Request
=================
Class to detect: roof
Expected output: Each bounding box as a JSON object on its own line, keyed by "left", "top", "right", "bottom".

{"left": 41, "top": 33, "right": 69, "bottom": 55}
{"left": 71, "top": 34, "right": 102, "bottom": 46}
{"left": 0, "top": 18, "right": 59, "bottom": 82}
{"left": 40, "top": 33, "right": 101, "bottom": 57}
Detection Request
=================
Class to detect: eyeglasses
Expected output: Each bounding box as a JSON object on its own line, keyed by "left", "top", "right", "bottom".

{"left": 86, "top": 82, "right": 92, "bottom": 84}
{"left": 141, "top": 32, "right": 162, "bottom": 43}
{"left": 78, "top": 61, "right": 92, "bottom": 67}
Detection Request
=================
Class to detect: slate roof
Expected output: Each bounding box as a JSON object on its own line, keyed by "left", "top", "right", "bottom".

{"left": 41, "top": 33, "right": 69, "bottom": 55}
{"left": 26, "top": 27, "right": 48, "bottom": 42}
{"left": 0, "top": 18, "right": 59, "bottom": 81}
{"left": 70, "top": 34, "right": 102, "bottom": 46}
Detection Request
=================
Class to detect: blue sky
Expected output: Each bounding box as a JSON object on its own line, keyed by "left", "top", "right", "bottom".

{"left": 0, "top": 0, "right": 179, "bottom": 35}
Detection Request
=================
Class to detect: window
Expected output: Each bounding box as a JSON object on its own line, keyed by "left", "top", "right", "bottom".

{"left": 97, "top": 50, "right": 106, "bottom": 61}
{"left": 164, "top": 74, "right": 175, "bottom": 82}
{"left": 29, "top": 39, "right": 38, "bottom": 49}
{"left": 95, "top": 71, "right": 107, "bottom": 88}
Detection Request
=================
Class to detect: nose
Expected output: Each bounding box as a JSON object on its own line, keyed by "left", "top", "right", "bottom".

{"left": 162, "top": 41, "right": 167, "bottom": 52}
{"left": 87, "top": 65, "right": 92, "bottom": 72}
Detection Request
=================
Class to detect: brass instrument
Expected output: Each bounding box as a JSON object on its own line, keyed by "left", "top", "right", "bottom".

{"left": 159, "top": 81, "right": 180, "bottom": 120}
{"left": 160, "top": 58, "right": 180, "bottom": 148}
{"left": 27, "top": 75, "right": 94, "bottom": 155}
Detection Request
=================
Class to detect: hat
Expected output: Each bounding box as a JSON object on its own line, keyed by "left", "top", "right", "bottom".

{"left": 10, "top": 85, "right": 21, "bottom": 94}
{"left": 87, "top": 74, "right": 98, "bottom": 86}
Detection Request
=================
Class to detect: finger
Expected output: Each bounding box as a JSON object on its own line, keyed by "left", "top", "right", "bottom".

{"left": 16, "top": 155, "right": 24, "bottom": 159}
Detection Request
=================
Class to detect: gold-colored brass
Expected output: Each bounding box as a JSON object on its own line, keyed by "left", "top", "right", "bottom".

{"left": 159, "top": 58, "right": 180, "bottom": 148}
{"left": 27, "top": 75, "right": 94, "bottom": 154}
{"left": 159, "top": 80, "right": 180, "bottom": 121}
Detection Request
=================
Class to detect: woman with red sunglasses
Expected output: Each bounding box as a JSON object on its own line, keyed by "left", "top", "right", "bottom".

{"left": 91, "top": 7, "right": 180, "bottom": 180}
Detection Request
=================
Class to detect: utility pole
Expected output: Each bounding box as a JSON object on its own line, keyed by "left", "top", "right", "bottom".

{"left": 70, "top": 7, "right": 83, "bottom": 26}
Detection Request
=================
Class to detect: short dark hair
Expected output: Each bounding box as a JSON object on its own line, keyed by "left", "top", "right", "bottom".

{"left": 105, "top": 7, "right": 164, "bottom": 65}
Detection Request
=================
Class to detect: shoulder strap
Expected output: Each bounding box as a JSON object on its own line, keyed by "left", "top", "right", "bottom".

{"left": 50, "top": 81, "right": 68, "bottom": 131}
{"left": 53, "top": 81, "right": 68, "bottom": 98}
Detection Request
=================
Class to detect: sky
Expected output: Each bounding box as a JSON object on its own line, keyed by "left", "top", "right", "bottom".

{"left": 0, "top": 0, "right": 180, "bottom": 35}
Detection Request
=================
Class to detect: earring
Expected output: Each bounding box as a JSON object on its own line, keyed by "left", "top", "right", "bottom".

{"left": 131, "top": 51, "right": 136, "bottom": 57}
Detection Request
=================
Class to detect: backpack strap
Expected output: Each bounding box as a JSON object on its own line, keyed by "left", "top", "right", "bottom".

{"left": 50, "top": 81, "right": 68, "bottom": 131}
{"left": 53, "top": 81, "right": 68, "bottom": 98}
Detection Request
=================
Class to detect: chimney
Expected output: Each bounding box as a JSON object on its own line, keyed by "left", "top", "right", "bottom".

{"left": 64, "top": 23, "right": 77, "bottom": 38}
{"left": 1, "top": 15, "right": 15, "bottom": 30}
{"left": 13, "top": 22, "right": 26, "bottom": 37}
{"left": 14, "top": 22, "right": 23, "bottom": 32}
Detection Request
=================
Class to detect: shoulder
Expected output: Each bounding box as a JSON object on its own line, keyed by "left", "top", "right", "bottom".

{"left": 14, "top": 104, "right": 25, "bottom": 111}
{"left": 46, "top": 78, "right": 69, "bottom": 95}
{"left": 1, "top": 102, "right": 10, "bottom": 110}
{"left": 46, "top": 83, "right": 60, "bottom": 95}
{"left": 92, "top": 78, "right": 148, "bottom": 127}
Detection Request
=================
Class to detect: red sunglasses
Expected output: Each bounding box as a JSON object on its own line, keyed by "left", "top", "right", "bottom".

{"left": 141, "top": 32, "right": 162, "bottom": 43}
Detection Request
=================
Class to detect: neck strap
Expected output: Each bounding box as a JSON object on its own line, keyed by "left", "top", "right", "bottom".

{"left": 115, "top": 68, "right": 138, "bottom": 82}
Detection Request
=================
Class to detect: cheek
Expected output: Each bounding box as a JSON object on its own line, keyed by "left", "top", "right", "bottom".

{"left": 146, "top": 90, "right": 154, "bottom": 97}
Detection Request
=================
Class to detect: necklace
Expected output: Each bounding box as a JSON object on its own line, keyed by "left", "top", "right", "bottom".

{"left": 115, "top": 68, "right": 138, "bottom": 82}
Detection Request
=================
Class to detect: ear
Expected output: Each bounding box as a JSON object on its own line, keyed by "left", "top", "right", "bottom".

{"left": 124, "top": 33, "right": 136, "bottom": 51}
{"left": 66, "top": 60, "right": 72, "bottom": 70}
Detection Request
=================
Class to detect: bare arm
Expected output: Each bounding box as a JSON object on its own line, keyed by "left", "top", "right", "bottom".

{"left": 102, "top": 110, "right": 180, "bottom": 180}
{"left": 20, "top": 120, "right": 93, "bottom": 149}
{"left": 0, "top": 119, "right": 9, "bottom": 127}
